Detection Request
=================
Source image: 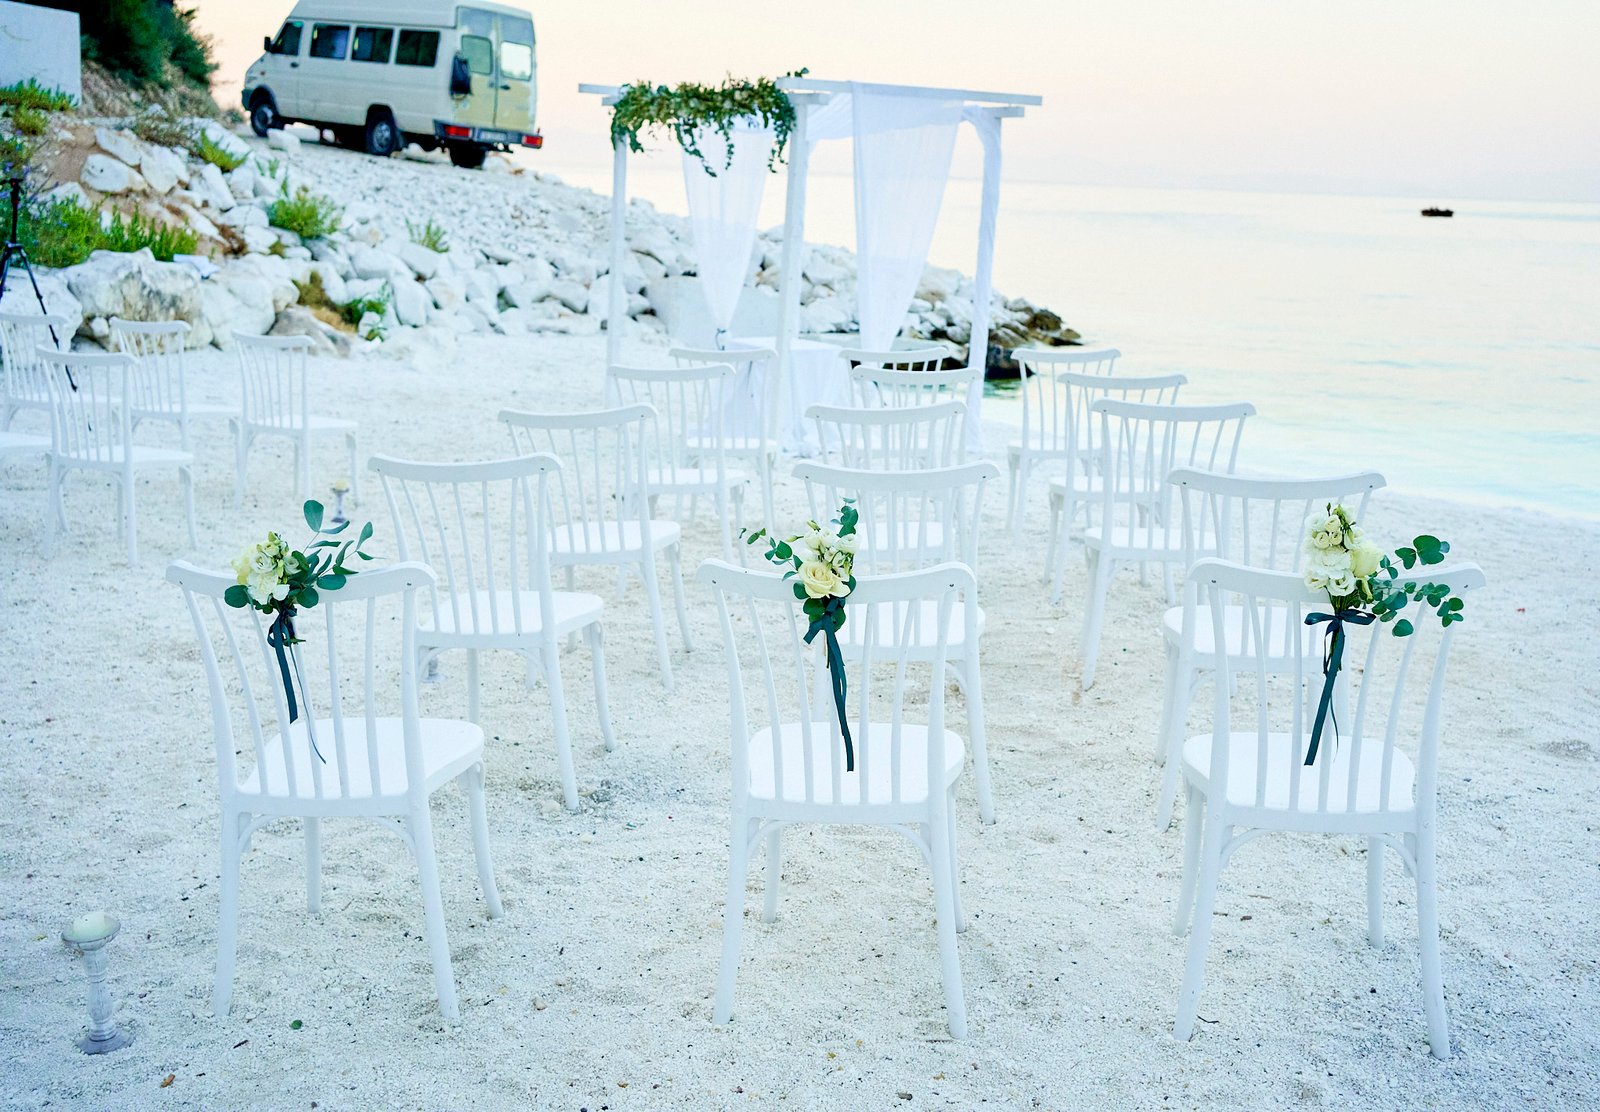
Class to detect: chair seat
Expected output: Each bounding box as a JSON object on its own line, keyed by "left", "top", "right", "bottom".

{"left": 686, "top": 434, "right": 777, "bottom": 456}
{"left": 418, "top": 589, "right": 604, "bottom": 643}
{"left": 242, "top": 716, "right": 483, "bottom": 805}
{"left": 836, "top": 600, "right": 984, "bottom": 652}
{"left": 242, "top": 413, "right": 357, "bottom": 433}
{"left": 1008, "top": 443, "right": 1071, "bottom": 462}
{"left": 1182, "top": 732, "right": 1415, "bottom": 815}
{"left": 1082, "top": 524, "right": 1184, "bottom": 557}
{"left": 57, "top": 444, "right": 194, "bottom": 468}
{"left": 135, "top": 402, "right": 238, "bottom": 420}
{"left": 550, "top": 519, "right": 680, "bottom": 559}
{"left": 0, "top": 429, "right": 49, "bottom": 455}
{"left": 646, "top": 465, "right": 749, "bottom": 493}
{"left": 747, "top": 722, "right": 965, "bottom": 807}
{"left": 1161, "top": 603, "right": 1321, "bottom": 660}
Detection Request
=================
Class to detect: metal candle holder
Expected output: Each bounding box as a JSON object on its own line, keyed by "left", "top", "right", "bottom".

{"left": 329, "top": 480, "right": 350, "bottom": 527}
{"left": 61, "top": 911, "right": 131, "bottom": 1054}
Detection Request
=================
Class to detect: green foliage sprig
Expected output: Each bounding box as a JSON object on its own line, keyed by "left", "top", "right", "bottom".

{"left": 225, "top": 499, "right": 375, "bottom": 617}
{"left": 406, "top": 217, "right": 449, "bottom": 253}
{"left": 195, "top": 131, "right": 247, "bottom": 171}
{"left": 20, "top": 197, "right": 198, "bottom": 268}
{"left": 0, "top": 79, "right": 77, "bottom": 112}
{"left": 12, "top": 105, "right": 48, "bottom": 137}
{"left": 269, "top": 183, "right": 344, "bottom": 240}
{"left": 609, "top": 70, "right": 808, "bottom": 176}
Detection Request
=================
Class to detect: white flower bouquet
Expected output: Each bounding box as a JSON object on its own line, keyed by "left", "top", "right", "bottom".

{"left": 1299, "top": 503, "right": 1464, "bottom": 763}
{"left": 745, "top": 502, "right": 861, "bottom": 769}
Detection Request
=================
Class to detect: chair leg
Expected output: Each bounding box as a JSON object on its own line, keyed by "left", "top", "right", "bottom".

{"left": 1049, "top": 497, "right": 1073, "bottom": 605}
{"left": 713, "top": 815, "right": 755, "bottom": 1025}
{"left": 408, "top": 807, "right": 460, "bottom": 1022}
{"left": 43, "top": 461, "right": 61, "bottom": 556}
{"left": 1044, "top": 489, "right": 1060, "bottom": 585}
{"left": 346, "top": 432, "right": 359, "bottom": 503}
{"left": 1172, "top": 784, "right": 1204, "bottom": 935}
{"left": 304, "top": 817, "right": 321, "bottom": 913}
{"left": 639, "top": 556, "right": 674, "bottom": 691}
{"left": 1080, "top": 548, "right": 1115, "bottom": 688}
{"left": 182, "top": 464, "right": 197, "bottom": 549}
{"left": 1367, "top": 837, "right": 1385, "bottom": 948}
{"left": 667, "top": 543, "right": 693, "bottom": 653}
{"left": 542, "top": 642, "right": 581, "bottom": 813}
{"left": 231, "top": 420, "right": 246, "bottom": 507}
{"left": 928, "top": 803, "right": 968, "bottom": 1038}
{"left": 461, "top": 762, "right": 504, "bottom": 918}
{"left": 465, "top": 649, "right": 481, "bottom": 725}
{"left": 1415, "top": 824, "right": 1451, "bottom": 1059}
{"left": 213, "top": 811, "right": 245, "bottom": 1016}
{"left": 963, "top": 653, "right": 995, "bottom": 825}
{"left": 1005, "top": 455, "right": 1020, "bottom": 535}
{"left": 947, "top": 789, "right": 967, "bottom": 934}
{"left": 760, "top": 452, "right": 776, "bottom": 532}
{"left": 761, "top": 825, "right": 782, "bottom": 923}
{"left": 1154, "top": 648, "right": 1193, "bottom": 830}
{"left": 1173, "top": 815, "right": 1229, "bottom": 1041}
{"left": 585, "top": 622, "right": 617, "bottom": 751}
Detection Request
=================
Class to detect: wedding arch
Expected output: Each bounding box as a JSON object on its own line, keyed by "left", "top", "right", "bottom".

{"left": 579, "top": 76, "right": 1040, "bottom": 452}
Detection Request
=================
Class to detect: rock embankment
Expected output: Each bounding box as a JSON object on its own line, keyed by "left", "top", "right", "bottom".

{"left": 14, "top": 117, "right": 1079, "bottom": 367}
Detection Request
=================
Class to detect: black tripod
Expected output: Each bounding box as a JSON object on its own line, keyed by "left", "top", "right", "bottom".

{"left": 1, "top": 175, "right": 62, "bottom": 349}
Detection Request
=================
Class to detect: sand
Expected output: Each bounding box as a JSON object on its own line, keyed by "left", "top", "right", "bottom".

{"left": 2, "top": 329, "right": 1597, "bottom": 1110}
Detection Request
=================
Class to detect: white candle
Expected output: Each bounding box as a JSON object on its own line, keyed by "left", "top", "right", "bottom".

{"left": 62, "top": 911, "right": 119, "bottom": 947}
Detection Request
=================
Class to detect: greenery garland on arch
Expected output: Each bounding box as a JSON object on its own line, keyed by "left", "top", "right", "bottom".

{"left": 608, "top": 70, "right": 809, "bottom": 176}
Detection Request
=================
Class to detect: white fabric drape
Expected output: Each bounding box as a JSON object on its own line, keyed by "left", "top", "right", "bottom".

{"left": 680, "top": 122, "right": 772, "bottom": 336}
{"left": 962, "top": 106, "right": 1003, "bottom": 453}
{"left": 848, "top": 86, "right": 961, "bottom": 351}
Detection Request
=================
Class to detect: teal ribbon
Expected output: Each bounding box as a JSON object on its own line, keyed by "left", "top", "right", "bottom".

{"left": 267, "top": 608, "right": 325, "bottom": 763}
{"left": 803, "top": 600, "right": 855, "bottom": 771}
{"left": 1302, "top": 609, "right": 1375, "bottom": 765}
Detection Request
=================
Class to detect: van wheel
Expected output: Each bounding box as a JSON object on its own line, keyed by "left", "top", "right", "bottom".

{"left": 364, "top": 113, "right": 401, "bottom": 157}
{"left": 447, "top": 142, "right": 487, "bottom": 170}
{"left": 249, "top": 94, "right": 279, "bottom": 137}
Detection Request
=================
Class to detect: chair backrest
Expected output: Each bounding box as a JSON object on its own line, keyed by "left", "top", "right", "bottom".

{"left": 369, "top": 454, "right": 562, "bottom": 640}
{"left": 793, "top": 460, "right": 999, "bottom": 574}
{"left": 1015, "top": 347, "right": 1122, "bottom": 458}
{"left": 839, "top": 346, "right": 951, "bottom": 374}
{"left": 848, "top": 365, "right": 978, "bottom": 409}
{"left": 167, "top": 559, "right": 438, "bottom": 805}
{"left": 1172, "top": 467, "right": 1387, "bottom": 574}
{"left": 112, "top": 318, "right": 192, "bottom": 418}
{"left": 235, "top": 333, "right": 311, "bottom": 430}
{"left": 670, "top": 346, "right": 776, "bottom": 445}
{"left": 39, "top": 348, "right": 133, "bottom": 463}
{"left": 606, "top": 363, "right": 733, "bottom": 478}
{"left": 1184, "top": 558, "right": 1485, "bottom": 820}
{"left": 0, "top": 312, "right": 70, "bottom": 409}
{"left": 807, "top": 400, "right": 966, "bottom": 470}
{"left": 499, "top": 405, "right": 654, "bottom": 556}
{"left": 697, "top": 558, "right": 974, "bottom": 809}
{"left": 1089, "top": 399, "right": 1255, "bottom": 552}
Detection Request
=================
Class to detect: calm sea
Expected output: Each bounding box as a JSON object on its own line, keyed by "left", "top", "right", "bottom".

{"left": 536, "top": 152, "right": 1600, "bottom": 520}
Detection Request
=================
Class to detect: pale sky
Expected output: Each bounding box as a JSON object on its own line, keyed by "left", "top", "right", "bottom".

{"left": 192, "top": 0, "right": 1600, "bottom": 202}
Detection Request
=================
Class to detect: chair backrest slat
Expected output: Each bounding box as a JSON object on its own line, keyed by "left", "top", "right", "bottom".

{"left": 112, "top": 318, "right": 192, "bottom": 420}
{"left": 607, "top": 364, "right": 732, "bottom": 481}
{"left": 671, "top": 346, "right": 775, "bottom": 446}
{"left": 1, "top": 313, "right": 70, "bottom": 417}
{"left": 1013, "top": 347, "right": 1122, "bottom": 453}
{"left": 848, "top": 365, "right": 977, "bottom": 409}
{"left": 808, "top": 400, "right": 966, "bottom": 470}
{"left": 40, "top": 349, "right": 135, "bottom": 464}
{"left": 236, "top": 333, "right": 311, "bottom": 430}
{"left": 794, "top": 461, "right": 997, "bottom": 575}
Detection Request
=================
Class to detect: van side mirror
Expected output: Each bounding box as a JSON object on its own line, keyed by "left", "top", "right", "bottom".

{"left": 449, "top": 53, "right": 472, "bottom": 96}
{"left": 263, "top": 35, "right": 273, "bottom": 53}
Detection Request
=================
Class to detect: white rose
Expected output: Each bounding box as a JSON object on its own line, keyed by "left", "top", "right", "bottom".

{"left": 1350, "top": 539, "right": 1382, "bottom": 578}
{"left": 827, "top": 529, "right": 858, "bottom": 555}
{"left": 247, "top": 570, "right": 289, "bottom": 606}
{"left": 1326, "top": 570, "right": 1357, "bottom": 597}
{"left": 798, "top": 558, "right": 846, "bottom": 600}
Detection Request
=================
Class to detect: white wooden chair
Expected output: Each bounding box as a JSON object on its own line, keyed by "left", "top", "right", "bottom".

{"left": 232, "top": 333, "right": 359, "bottom": 505}
{"left": 839, "top": 345, "right": 951, "bottom": 374}
{"left": 795, "top": 460, "right": 1001, "bottom": 822}
{"left": 1170, "top": 559, "right": 1485, "bottom": 1059}
{"left": 1007, "top": 346, "right": 1123, "bottom": 536}
{"left": 847, "top": 365, "right": 978, "bottom": 410}
{"left": 606, "top": 363, "right": 748, "bottom": 558}
{"left": 370, "top": 453, "right": 617, "bottom": 813}
{"left": 167, "top": 560, "right": 502, "bottom": 1022}
{"left": 1044, "top": 372, "right": 1187, "bottom": 581}
{"left": 40, "top": 349, "right": 196, "bottom": 566}
{"left": 0, "top": 311, "right": 69, "bottom": 430}
{"left": 1076, "top": 399, "right": 1255, "bottom": 688}
{"left": 671, "top": 346, "right": 778, "bottom": 530}
{"left": 501, "top": 405, "right": 692, "bottom": 690}
{"left": 112, "top": 318, "right": 236, "bottom": 451}
{"left": 807, "top": 400, "right": 966, "bottom": 470}
{"left": 698, "top": 559, "right": 976, "bottom": 1037}
{"left": 1154, "top": 468, "right": 1387, "bottom": 827}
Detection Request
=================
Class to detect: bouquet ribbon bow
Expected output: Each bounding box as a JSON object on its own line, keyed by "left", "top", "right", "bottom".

{"left": 265, "top": 610, "right": 302, "bottom": 724}
{"left": 1302, "top": 608, "right": 1375, "bottom": 766}
{"left": 802, "top": 602, "right": 854, "bottom": 771}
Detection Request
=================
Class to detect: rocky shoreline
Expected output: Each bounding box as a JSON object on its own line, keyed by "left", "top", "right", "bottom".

{"left": 10, "top": 116, "right": 1080, "bottom": 369}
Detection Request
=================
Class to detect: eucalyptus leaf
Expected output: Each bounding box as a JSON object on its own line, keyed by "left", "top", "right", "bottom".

{"left": 303, "top": 500, "right": 324, "bottom": 532}
{"left": 224, "top": 584, "right": 250, "bottom": 608}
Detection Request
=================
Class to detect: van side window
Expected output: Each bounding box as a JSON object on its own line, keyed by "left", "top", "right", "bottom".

{"left": 499, "top": 17, "right": 534, "bottom": 80}
{"left": 394, "top": 29, "right": 440, "bottom": 67}
{"left": 270, "top": 21, "right": 303, "bottom": 55}
{"left": 309, "top": 24, "right": 350, "bottom": 60}
{"left": 460, "top": 35, "right": 493, "bottom": 76}
{"left": 351, "top": 27, "right": 394, "bottom": 63}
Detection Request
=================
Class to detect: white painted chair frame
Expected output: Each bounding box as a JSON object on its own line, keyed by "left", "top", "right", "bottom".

{"left": 807, "top": 400, "right": 967, "bottom": 471}
{"left": 795, "top": 460, "right": 1001, "bottom": 823}
{"left": 698, "top": 559, "right": 976, "bottom": 1038}
{"left": 670, "top": 346, "right": 779, "bottom": 531}
{"left": 1007, "top": 346, "right": 1123, "bottom": 535}
{"left": 1076, "top": 399, "right": 1255, "bottom": 688}
{"left": 41, "top": 348, "right": 196, "bottom": 566}
{"left": 112, "top": 318, "right": 236, "bottom": 451}
{"left": 167, "top": 560, "right": 503, "bottom": 1022}
{"left": 501, "top": 404, "right": 693, "bottom": 690}
{"left": 0, "top": 311, "right": 69, "bottom": 430}
{"left": 370, "top": 453, "right": 617, "bottom": 813}
{"left": 232, "top": 333, "right": 360, "bottom": 504}
{"left": 847, "top": 364, "right": 979, "bottom": 410}
{"left": 1170, "top": 559, "right": 1484, "bottom": 1059}
{"left": 1154, "top": 468, "right": 1388, "bottom": 827}
{"left": 838, "top": 345, "right": 952, "bottom": 375}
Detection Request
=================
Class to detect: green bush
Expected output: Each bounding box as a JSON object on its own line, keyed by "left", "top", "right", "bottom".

{"left": 0, "top": 79, "right": 76, "bottom": 112}
{"left": 342, "top": 286, "right": 391, "bottom": 328}
{"left": 12, "top": 105, "right": 48, "bottom": 137}
{"left": 196, "top": 132, "right": 247, "bottom": 172}
{"left": 42, "top": 0, "right": 216, "bottom": 90}
{"left": 129, "top": 109, "right": 194, "bottom": 149}
{"left": 1, "top": 134, "right": 36, "bottom": 178}
{"left": 406, "top": 217, "right": 449, "bottom": 253}
{"left": 99, "top": 208, "right": 199, "bottom": 260}
{"left": 19, "top": 197, "right": 198, "bottom": 268}
{"left": 268, "top": 185, "right": 343, "bottom": 240}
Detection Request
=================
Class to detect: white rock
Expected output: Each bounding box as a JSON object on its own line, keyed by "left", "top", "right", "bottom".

{"left": 356, "top": 310, "right": 382, "bottom": 338}
{"left": 308, "top": 263, "right": 348, "bottom": 305}
{"left": 242, "top": 226, "right": 278, "bottom": 255}
{"left": 555, "top": 255, "right": 598, "bottom": 287}
{"left": 139, "top": 145, "right": 184, "bottom": 194}
{"left": 464, "top": 269, "right": 499, "bottom": 305}
{"left": 267, "top": 129, "right": 301, "bottom": 154}
{"left": 503, "top": 278, "right": 550, "bottom": 309}
{"left": 43, "top": 181, "right": 88, "bottom": 208}
{"left": 801, "top": 297, "right": 854, "bottom": 333}
{"left": 633, "top": 251, "right": 667, "bottom": 285}
{"left": 0, "top": 272, "right": 82, "bottom": 340}
{"left": 397, "top": 242, "right": 442, "bottom": 280}
{"left": 62, "top": 249, "right": 203, "bottom": 327}
{"left": 227, "top": 167, "right": 257, "bottom": 201}
{"left": 425, "top": 273, "right": 466, "bottom": 312}
{"left": 202, "top": 274, "right": 276, "bottom": 347}
{"left": 82, "top": 154, "right": 146, "bottom": 195}
{"left": 307, "top": 240, "right": 352, "bottom": 276}
{"left": 350, "top": 245, "right": 401, "bottom": 280}
{"left": 169, "top": 201, "right": 221, "bottom": 241}
{"left": 194, "top": 163, "right": 236, "bottom": 212}
{"left": 550, "top": 279, "right": 589, "bottom": 313}
{"left": 629, "top": 225, "right": 679, "bottom": 267}
{"left": 187, "top": 118, "right": 250, "bottom": 161}
{"left": 217, "top": 204, "right": 268, "bottom": 229}
{"left": 253, "top": 173, "right": 280, "bottom": 200}
{"left": 391, "top": 278, "right": 430, "bottom": 327}
{"left": 93, "top": 127, "right": 143, "bottom": 167}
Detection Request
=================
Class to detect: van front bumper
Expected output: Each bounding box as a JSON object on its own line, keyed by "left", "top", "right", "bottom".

{"left": 433, "top": 121, "right": 543, "bottom": 148}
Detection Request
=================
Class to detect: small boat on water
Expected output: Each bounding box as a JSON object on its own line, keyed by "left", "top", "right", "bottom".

{"left": 1421, "top": 207, "right": 1454, "bottom": 218}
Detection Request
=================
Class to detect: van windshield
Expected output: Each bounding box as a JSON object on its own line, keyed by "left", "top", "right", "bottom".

{"left": 270, "top": 21, "right": 303, "bottom": 55}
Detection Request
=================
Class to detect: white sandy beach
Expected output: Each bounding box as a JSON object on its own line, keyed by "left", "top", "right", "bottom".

{"left": 2, "top": 329, "right": 1597, "bottom": 1110}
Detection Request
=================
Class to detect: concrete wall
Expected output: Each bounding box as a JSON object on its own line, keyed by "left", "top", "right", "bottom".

{"left": 0, "top": 1, "right": 82, "bottom": 101}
